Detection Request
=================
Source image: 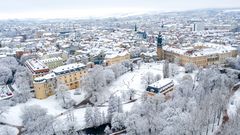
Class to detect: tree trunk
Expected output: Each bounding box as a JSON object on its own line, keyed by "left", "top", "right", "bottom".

{"left": 217, "top": 107, "right": 222, "bottom": 126}
{"left": 212, "top": 111, "right": 216, "bottom": 132}
{"left": 206, "top": 119, "right": 210, "bottom": 135}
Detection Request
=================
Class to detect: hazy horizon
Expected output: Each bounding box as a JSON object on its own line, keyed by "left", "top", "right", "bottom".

{"left": 0, "top": 0, "right": 240, "bottom": 19}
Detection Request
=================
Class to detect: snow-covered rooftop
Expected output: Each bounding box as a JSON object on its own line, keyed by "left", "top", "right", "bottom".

{"left": 105, "top": 51, "right": 129, "bottom": 59}
{"left": 34, "top": 73, "right": 56, "bottom": 82}
{"left": 141, "top": 51, "right": 157, "bottom": 57}
{"left": 40, "top": 57, "right": 63, "bottom": 63}
{"left": 149, "top": 78, "right": 173, "bottom": 89}
{"left": 0, "top": 85, "right": 13, "bottom": 100}
{"left": 25, "top": 59, "right": 49, "bottom": 71}
{"left": 52, "top": 63, "right": 86, "bottom": 74}
{"left": 163, "top": 42, "right": 237, "bottom": 57}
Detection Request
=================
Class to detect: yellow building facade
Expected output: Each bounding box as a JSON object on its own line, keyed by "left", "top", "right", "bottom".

{"left": 160, "top": 43, "right": 237, "bottom": 67}
{"left": 105, "top": 51, "right": 130, "bottom": 66}
{"left": 33, "top": 63, "right": 87, "bottom": 99}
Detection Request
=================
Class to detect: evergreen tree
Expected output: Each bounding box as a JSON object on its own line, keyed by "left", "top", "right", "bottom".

{"left": 107, "top": 95, "right": 123, "bottom": 122}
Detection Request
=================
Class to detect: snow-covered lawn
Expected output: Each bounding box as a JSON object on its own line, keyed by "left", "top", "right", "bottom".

{"left": 108, "top": 62, "right": 164, "bottom": 97}
{"left": 2, "top": 90, "right": 86, "bottom": 126}
{"left": 57, "top": 100, "right": 135, "bottom": 130}
{"left": 2, "top": 96, "right": 65, "bottom": 125}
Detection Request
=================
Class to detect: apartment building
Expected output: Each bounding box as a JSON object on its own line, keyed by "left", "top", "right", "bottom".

{"left": 25, "top": 59, "right": 50, "bottom": 79}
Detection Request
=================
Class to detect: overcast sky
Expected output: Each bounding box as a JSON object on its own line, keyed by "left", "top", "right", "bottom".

{"left": 0, "top": 0, "right": 239, "bottom": 19}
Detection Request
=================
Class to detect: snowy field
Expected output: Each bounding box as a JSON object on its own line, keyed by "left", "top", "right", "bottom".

{"left": 2, "top": 90, "right": 86, "bottom": 126}
{"left": 108, "top": 62, "right": 164, "bottom": 97}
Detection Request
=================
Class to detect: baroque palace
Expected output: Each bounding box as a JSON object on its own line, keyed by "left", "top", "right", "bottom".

{"left": 157, "top": 33, "right": 237, "bottom": 67}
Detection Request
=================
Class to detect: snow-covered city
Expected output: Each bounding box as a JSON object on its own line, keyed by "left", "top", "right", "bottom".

{"left": 0, "top": 0, "right": 240, "bottom": 135}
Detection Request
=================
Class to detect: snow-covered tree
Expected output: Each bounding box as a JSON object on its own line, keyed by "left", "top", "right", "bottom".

{"left": 136, "top": 60, "right": 141, "bottom": 69}
{"left": 111, "top": 113, "right": 126, "bottom": 132}
{"left": 225, "top": 57, "right": 236, "bottom": 68}
{"left": 55, "top": 82, "right": 75, "bottom": 109}
{"left": 169, "top": 63, "right": 179, "bottom": 77}
{"left": 141, "top": 72, "right": 155, "bottom": 88}
{"left": 107, "top": 95, "right": 123, "bottom": 122}
{"left": 110, "top": 63, "right": 128, "bottom": 78}
{"left": 21, "top": 105, "right": 54, "bottom": 135}
{"left": 101, "top": 111, "right": 107, "bottom": 125}
{"left": 225, "top": 57, "right": 240, "bottom": 70}
{"left": 0, "top": 66, "right": 12, "bottom": 85}
{"left": 0, "top": 57, "right": 18, "bottom": 72}
{"left": 0, "top": 101, "right": 9, "bottom": 122}
{"left": 93, "top": 107, "right": 102, "bottom": 127}
{"left": 129, "top": 47, "right": 141, "bottom": 58}
{"left": 84, "top": 106, "right": 94, "bottom": 128}
{"left": 10, "top": 66, "right": 32, "bottom": 104}
{"left": 163, "top": 60, "right": 169, "bottom": 78}
{"left": 124, "top": 67, "right": 236, "bottom": 135}
{"left": 80, "top": 65, "right": 108, "bottom": 103}
{"left": 14, "top": 66, "right": 31, "bottom": 88}
{"left": 125, "top": 114, "right": 141, "bottom": 135}
{"left": 84, "top": 106, "right": 104, "bottom": 128}
{"left": 123, "top": 89, "right": 135, "bottom": 101}
{"left": 125, "top": 94, "right": 167, "bottom": 135}
{"left": 104, "top": 68, "right": 115, "bottom": 84}
{"left": 11, "top": 88, "right": 31, "bottom": 104}
{"left": 154, "top": 74, "right": 161, "bottom": 81}
{"left": 64, "top": 110, "right": 78, "bottom": 135}
{"left": 81, "top": 65, "right": 106, "bottom": 94}
{"left": 122, "top": 61, "right": 131, "bottom": 69}
{"left": 104, "top": 125, "right": 112, "bottom": 134}
{"left": 184, "top": 63, "right": 197, "bottom": 73}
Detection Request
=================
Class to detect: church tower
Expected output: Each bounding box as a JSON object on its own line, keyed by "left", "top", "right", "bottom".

{"left": 157, "top": 32, "right": 164, "bottom": 60}
{"left": 134, "top": 24, "right": 137, "bottom": 32}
